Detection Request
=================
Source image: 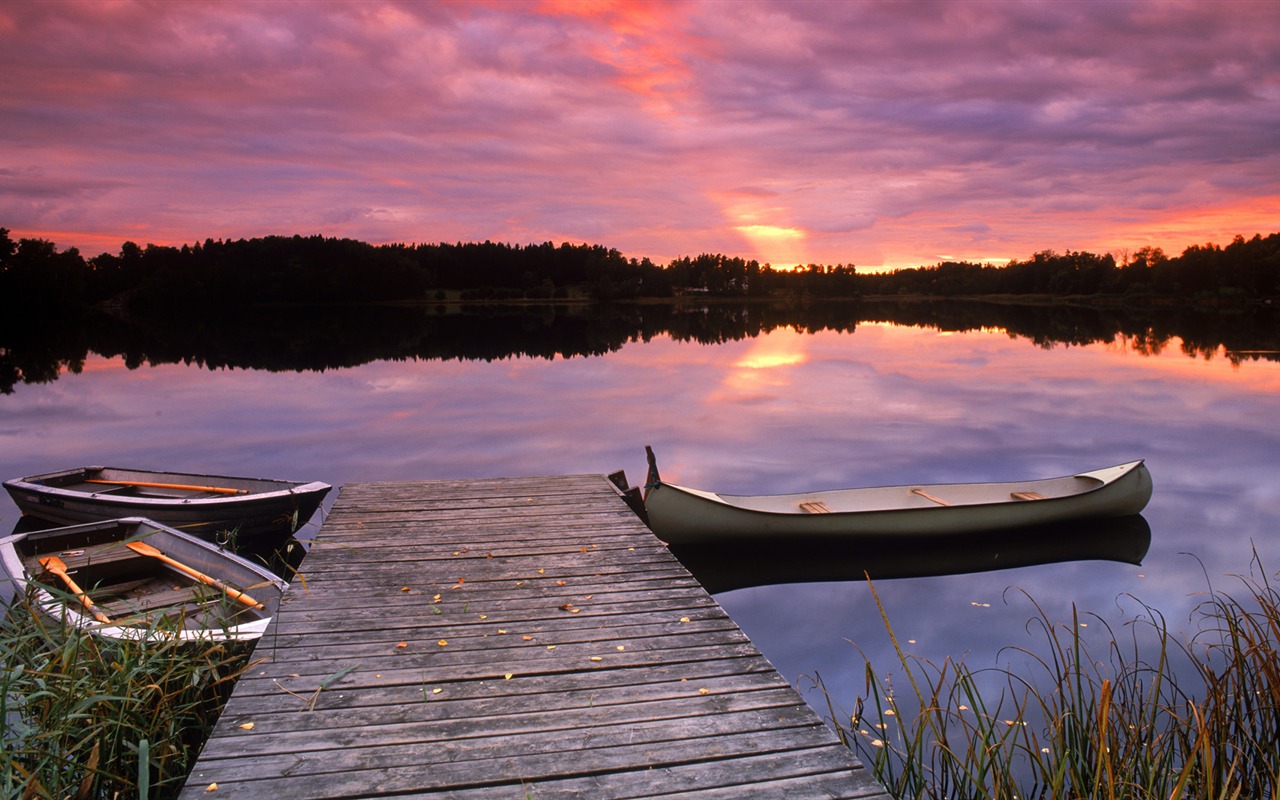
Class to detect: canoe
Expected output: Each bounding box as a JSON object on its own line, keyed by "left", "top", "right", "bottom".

{"left": 640, "top": 447, "right": 1152, "bottom": 544}
{"left": 0, "top": 517, "right": 287, "bottom": 642}
{"left": 4, "top": 466, "right": 331, "bottom": 549}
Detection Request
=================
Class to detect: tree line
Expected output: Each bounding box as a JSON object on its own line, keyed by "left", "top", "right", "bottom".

{"left": 1, "top": 227, "right": 1276, "bottom": 316}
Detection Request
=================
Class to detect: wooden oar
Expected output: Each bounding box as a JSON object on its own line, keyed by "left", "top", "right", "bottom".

{"left": 39, "top": 556, "right": 112, "bottom": 624}
{"left": 125, "top": 541, "right": 264, "bottom": 609}
{"left": 85, "top": 479, "right": 246, "bottom": 495}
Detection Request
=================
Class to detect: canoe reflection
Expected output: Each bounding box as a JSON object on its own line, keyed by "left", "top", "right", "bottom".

{"left": 667, "top": 515, "right": 1151, "bottom": 594}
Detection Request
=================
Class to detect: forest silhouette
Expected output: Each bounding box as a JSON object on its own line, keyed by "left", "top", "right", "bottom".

{"left": 1, "top": 226, "right": 1277, "bottom": 394}
{"left": 2, "top": 227, "right": 1277, "bottom": 314}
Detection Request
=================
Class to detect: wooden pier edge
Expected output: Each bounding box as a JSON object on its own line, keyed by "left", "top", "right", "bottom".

{"left": 179, "top": 473, "right": 892, "bottom": 799}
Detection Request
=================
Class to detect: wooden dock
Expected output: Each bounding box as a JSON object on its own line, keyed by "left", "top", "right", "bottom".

{"left": 180, "top": 474, "right": 890, "bottom": 799}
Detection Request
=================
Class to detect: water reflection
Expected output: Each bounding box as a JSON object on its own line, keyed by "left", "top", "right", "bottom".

{"left": 3, "top": 300, "right": 1278, "bottom": 394}
{"left": 1, "top": 314, "right": 1277, "bottom": 748}
{"left": 669, "top": 515, "right": 1152, "bottom": 594}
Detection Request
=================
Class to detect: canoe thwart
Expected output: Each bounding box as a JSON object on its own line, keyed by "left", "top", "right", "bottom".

{"left": 910, "top": 488, "right": 951, "bottom": 506}
{"left": 798, "top": 501, "right": 833, "bottom": 514}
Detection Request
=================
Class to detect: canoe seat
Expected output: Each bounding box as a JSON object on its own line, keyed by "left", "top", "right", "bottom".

{"left": 1011, "top": 491, "right": 1048, "bottom": 501}
{"left": 798, "top": 501, "right": 832, "bottom": 514}
{"left": 911, "top": 488, "right": 950, "bottom": 506}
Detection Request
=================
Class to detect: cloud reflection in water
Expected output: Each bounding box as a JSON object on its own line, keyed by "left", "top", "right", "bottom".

{"left": 1, "top": 323, "right": 1278, "bottom": 733}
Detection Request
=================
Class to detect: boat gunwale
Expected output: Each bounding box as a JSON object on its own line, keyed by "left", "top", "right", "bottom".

{"left": 4, "top": 467, "right": 330, "bottom": 507}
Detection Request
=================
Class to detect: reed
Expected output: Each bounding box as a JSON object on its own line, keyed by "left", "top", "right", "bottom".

{"left": 2, "top": 588, "right": 254, "bottom": 799}
{"left": 819, "top": 555, "right": 1280, "bottom": 799}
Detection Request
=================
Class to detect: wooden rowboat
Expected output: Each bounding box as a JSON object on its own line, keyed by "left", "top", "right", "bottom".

{"left": 641, "top": 447, "right": 1152, "bottom": 544}
{"left": 4, "top": 466, "right": 331, "bottom": 549}
{"left": 0, "top": 517, "right": 287, "bottom": 642}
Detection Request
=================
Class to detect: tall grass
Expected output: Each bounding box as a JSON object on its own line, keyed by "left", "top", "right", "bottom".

{"left": 820, "top": 556, "right": 1279, "bottom": 799}
{"left": 2, "top": 588, "right": 254, "bottom": 799}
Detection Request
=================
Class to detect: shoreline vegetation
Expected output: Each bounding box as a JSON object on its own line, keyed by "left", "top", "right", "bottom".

{"left": 2, "top": 227, "right": 1278, "bottom": 315}
{"left": 815, "top": 556, "right": 1280, "bottom": 800}
{"left": 2, "top": 588, "right": 253, "bottom": 799}
{"left": 2, "top": 226, "right": 1279, "bottom": 396}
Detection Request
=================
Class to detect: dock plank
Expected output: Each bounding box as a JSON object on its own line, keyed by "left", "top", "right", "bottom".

{"left": 180, "top": 475, "right": 889, "bottom": 799}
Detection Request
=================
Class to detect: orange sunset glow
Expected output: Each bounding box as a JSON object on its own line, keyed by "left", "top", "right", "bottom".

{"left": 1, "top": 1, "right": 1277, "bottom": 268}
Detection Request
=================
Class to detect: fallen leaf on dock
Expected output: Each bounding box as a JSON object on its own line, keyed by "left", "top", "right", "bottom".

{"left": 437, "top": 639, "right": 448, "bottom": 647}
{"left": 396, "top": 642, "right": 408, "bottom": 649}
{"left": 238, "top": 722, "right": 254, "bottom": 731}
{"left": 589, "top": 656, "right": 603, "bottom": 662}
{"left": 679, "top": 617, "right": 691, "bottom": 623}
{"left": 205, "top": 784, "right": 218, "bottom": 792}
{"left": 505, "top": 673, "right": 514, "bottom": 679}
{"left": 698, "top": 688, "right": 710, "bottom": 695}
{"left": 400, "top": 586, "right": 411, "bottom": 592}
{"left": 556, "top": 580, "right": 567, "bottom": 586}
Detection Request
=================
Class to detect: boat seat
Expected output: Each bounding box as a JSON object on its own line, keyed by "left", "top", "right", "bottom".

{"left": 911, "top": 488, "right": 950, "bottom": 506}
{"left": 1011, "top": 491, "right": 1048, "bottom": 501}
{"left": 798, "top": 501, "right": 832, "bottom": 514}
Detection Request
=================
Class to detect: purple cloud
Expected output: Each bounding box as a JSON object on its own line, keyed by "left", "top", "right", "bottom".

{"left": 1, "top": 0, "right": 1276, "bottom": 267}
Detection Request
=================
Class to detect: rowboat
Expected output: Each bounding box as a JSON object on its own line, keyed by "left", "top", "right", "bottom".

{"left": 641, "top": 447, "right": 1152, "bottom": 544}
{"left": 4, "top": 466, "right": 331, "bottom": 548}
{"left": 0, "top": 517, "right": 287, "bottom": 642}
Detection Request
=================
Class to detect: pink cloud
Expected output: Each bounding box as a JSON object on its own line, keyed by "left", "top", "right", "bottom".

{"left": 1, "top": 0, "right": 1277, "bottom": 268}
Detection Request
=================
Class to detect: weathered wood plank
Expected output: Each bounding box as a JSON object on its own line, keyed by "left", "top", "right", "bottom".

{"left": 179, "top": 475, "right": 889, "bottom": 799}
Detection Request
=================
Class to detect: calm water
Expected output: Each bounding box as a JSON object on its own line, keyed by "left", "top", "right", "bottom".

{"left": 3, "top": 317, "right": 1278, "bottom": 735}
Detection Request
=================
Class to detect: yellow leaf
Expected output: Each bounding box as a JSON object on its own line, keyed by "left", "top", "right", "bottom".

{"left": 396, "top": 642, "right": 408, "bottom": 649}
{"left": 679, "top": 617, "right": 691, "bottom": 623}
{"left": 432, "top": 688, "right": 443, "bottom": 694}
{"left": 504, "top": 673, "right": 514, "bottom": 680}
{"left": 437, "top": 639, "right": 448, "bottom": 647}
{"left": 616, "top": 645, "right": 625, "bottom": 651}
{"left": 400, "top": 586, "right": 410, "bottom": 592}
{"left": 698, "top": 688, "right": 710, "bottom": 695}
{"left": 522, "top": 635, "right": 533, "bottom": 641}
{"left": 537, "top": 568, "right": 545, "bottom": 574}
{"left": 589, "top": 656, "right": 603, "bottom": 662}
{"left": 497, "top": 629, "right": 507, "bottom": 634}
{"left": 205, "top": 784, "right": 218, "bottom": 793}
{"left": 556, "top": 580, "right": 567, "bottom": 586}
{"left": 238, "top": 722, "right": 254, "bottom": 731}
{"left": 546, "top": 645, "right": 556, "bottom": 650}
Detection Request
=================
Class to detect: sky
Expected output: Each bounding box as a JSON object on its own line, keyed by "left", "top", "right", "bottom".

{"left": 2, "top": 0, "right": 1278, "bottom": 271}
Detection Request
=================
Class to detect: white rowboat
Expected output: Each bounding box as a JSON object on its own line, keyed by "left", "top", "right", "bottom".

{"left": 0, "top": 517, "right": 287, "bottom": 642}
{"left": 641, "top": 448, "right": 1152, "bottom": 544}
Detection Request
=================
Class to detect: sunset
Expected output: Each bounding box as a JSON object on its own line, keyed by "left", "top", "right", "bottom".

{"left": 2, "top": 0, "right": 1277, "bottom": 269}
{"left": 4, "top": 5, "right": 1280, "bottom": 797}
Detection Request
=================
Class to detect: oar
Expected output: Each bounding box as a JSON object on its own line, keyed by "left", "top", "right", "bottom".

{"left": 39, "top": 556, "right": 112, "bottom": 624}
{"left": 124, "top": 541, "right": 264, "bottom": 609}
{"left": 85, "top": 479, "right": 246, "bottom": 495}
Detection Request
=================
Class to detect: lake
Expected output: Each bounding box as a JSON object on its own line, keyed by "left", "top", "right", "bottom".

{"left": 2, "top": 302, "right": 1278, "bottom": 747}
